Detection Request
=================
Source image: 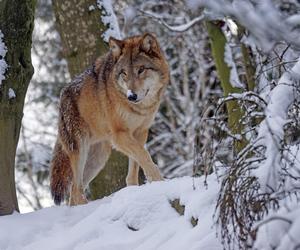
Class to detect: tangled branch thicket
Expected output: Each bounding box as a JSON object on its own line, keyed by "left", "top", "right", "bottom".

{"left": 196, "top": 92, "right": 269, "bottom": 249}
{"left": 195, "top": 44, "right": 300, "bottom": 249}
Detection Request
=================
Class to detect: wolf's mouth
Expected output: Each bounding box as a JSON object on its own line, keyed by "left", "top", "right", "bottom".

{"left": 129, "top": 89, "right": 150, "bottom": 104}
{"left": 138, "top": 89, "right": 150, "bottom": 102}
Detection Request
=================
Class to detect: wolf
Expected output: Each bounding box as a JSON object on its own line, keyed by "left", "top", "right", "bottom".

{"left": 50, "top": 33, "right": 169, "bottom": 206}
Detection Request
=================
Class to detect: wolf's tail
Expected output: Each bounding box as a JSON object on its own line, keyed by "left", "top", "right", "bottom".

{"left": 50, "top": 141, "right": 72, "bottom": 205}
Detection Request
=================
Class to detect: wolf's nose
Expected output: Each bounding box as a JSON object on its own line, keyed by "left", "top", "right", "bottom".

{"left": 128, "top": 93, "right": 137, "bottom": 102}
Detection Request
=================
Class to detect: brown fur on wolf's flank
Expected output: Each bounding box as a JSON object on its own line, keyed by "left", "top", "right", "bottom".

{"left": 50, "top": 33, "right": 169, "bottom": 206}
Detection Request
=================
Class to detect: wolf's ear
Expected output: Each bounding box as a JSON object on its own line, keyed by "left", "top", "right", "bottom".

{"left": 140, "top": 33, "right": 160, "bottom": 56}
{"left": 109, "top": 37, "right": 124, "bottom": 59}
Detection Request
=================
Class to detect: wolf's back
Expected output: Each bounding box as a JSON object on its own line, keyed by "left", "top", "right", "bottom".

{"left": 50, "top": 140, "right": 72, "bottom": 205}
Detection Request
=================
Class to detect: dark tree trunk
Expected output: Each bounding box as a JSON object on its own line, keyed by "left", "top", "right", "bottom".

{"left": 89, "top": 151, "right": 128, "bottom": 200}
{"left": 0, "top": 0, "right": 36, "bottom": 215}
{"left": 52, "top": 0, "right": 128, "bottom": 199}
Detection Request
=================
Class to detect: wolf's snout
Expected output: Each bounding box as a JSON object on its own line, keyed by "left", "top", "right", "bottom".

{"left": 127, "top": 90, "right": 138, "bottom": 102}
{"left": 128, "top": 93, "right": 137, "bottom": 102}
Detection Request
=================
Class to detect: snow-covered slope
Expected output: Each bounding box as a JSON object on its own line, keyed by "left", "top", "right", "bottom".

{"left": 0, "top": 176, "right": 221, "bottom": 250}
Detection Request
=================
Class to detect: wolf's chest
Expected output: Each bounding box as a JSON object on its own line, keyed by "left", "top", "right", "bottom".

{"left": 117, "top": 106, "right": 155, "bottom": 130}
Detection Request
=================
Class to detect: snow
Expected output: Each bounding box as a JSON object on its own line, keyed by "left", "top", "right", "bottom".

{"left": 186, "top": 0, "right": 300, "bottom": 50}
{"left": 0, "top": 176, "right": 222, "bottom": 250}
{"left": 286, "top": 14, "right": 300, "bottom": 25}
{"left": 97, "top": 0, "right": 121, "bottom": 41}
{"left": 0, "top": 30, "right": 7, "bottom": 86}
{"left": 156, "top": 15, "right": 204, "bottom": 32}
{"left": 224, "top": 43, "right": 243, "bottom": 88}
{"left": 254, "top": 58, "right": 300, "bottom": 192}
{"left": 140, "top": 11, "right": 204, "bottom": 32}
{"left": 254, "top": 198, "right": 300, "bottom": 250}
{"left": 88, "top": 5, "right": 96, "bottom": 12}
{"left": 225, "top": 19, "right": 238, "bottom": 36}
{"left": 124, "top": 6, "right": 136, "bottom": 24}
{"left": 8, "top": 88, "right": 16, "bottom": 99}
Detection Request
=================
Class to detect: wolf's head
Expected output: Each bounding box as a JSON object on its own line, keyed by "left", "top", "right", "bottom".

{"left": 109, "top": 33, "right": 169, "bottom": 104}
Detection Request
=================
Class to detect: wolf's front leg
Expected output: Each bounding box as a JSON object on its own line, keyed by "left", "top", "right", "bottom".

{"left": 112, "top": 132, "right": 163, "bottom": 182}
{"left": 126, "top": 158, "right": 140, "bottom": 186}
{"left": 126, "top": 129, "right": 152, "bottom": 185}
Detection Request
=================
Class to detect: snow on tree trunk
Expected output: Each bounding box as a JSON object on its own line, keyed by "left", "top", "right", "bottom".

{"left": 0, "top": 0, "right": 36, "bottom": 215}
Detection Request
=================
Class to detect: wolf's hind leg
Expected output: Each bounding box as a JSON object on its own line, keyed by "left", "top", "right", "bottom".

{"left": 69, "top": 183, "right": 88, "bottom": 205}
{"left": 126, "top": 158, "right": 139, "bottom": 186}
{"left": 83, "top": 142, "right": 112, "bottom": 189}
{"left": 69, "top": 138, "right": 90, "bottom": 206}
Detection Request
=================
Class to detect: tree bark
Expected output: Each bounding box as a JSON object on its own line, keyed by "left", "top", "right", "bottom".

{"left": 89, "top": 151, "right": 128, "bottom": 200}
{"left": 52, "top": 0, "right": 128, "bottom": 199}
{"left": 206, "top": 21, "right": 247, "bottom": 153}
{"left": 241, "top": 44, "right": 256, "bottom": 91}
{"left": 0, "top": 0, "right": 36, "bottom": 215}
{"left": 52, "top": 0, "right": 108, "bottom": 77}
{"left": 237, "top": 25, "right": 256, "bottom": 91}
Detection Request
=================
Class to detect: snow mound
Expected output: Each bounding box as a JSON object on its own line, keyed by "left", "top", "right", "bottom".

{"left": 0, "top": 176, "right": 221, "bottom": 250}
{"left": 254, "top": 198, "right": 300, "bottom": 250}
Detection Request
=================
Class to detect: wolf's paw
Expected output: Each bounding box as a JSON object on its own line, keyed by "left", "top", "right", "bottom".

{"left": 69, "top": 193, "right": 88, "bottom": 206}
{"left": 126, "top": 177, "right": 139, "bottom": 186}
{"left": 146, "top": 165, "right": 164, "bottom": 182}
{"left": 78, "top": 194, "right": 88, "bottom": 205}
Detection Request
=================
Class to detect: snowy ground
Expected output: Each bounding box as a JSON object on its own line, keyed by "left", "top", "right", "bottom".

{"left": 0, "top": 176, "right": 222, "bottom": 250}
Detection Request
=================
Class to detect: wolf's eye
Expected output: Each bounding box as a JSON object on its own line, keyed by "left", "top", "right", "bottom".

{"left": 138, "top": 66, "right": 145, "bottom": 75}
{"left": 120, "top": 69, "right": 127, "bottom": 77}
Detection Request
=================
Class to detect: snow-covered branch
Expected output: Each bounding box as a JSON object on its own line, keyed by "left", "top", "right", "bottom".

{"left": 254, "top": 59, "right": 300, "bottom": 192}
{"left": 138, "top": 10, "right": 204, "bottom": 32}
{"left": 187, "top": 0, "right": 300, "bottom": 50}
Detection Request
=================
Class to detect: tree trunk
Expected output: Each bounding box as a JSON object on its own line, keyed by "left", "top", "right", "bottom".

{"left": 89, "top": 151, "right": 128, "bottom": 200}
{"left": 52, "top": 0, "right": 108, "bottom": 77}
{"left": 0, "top": 0, "right": 36, "bottom": 215}
{"left": 206, "top": 21, "right": 247, "bottom": 153}
{"left": 241, "top": 44, "right": 256, "bottom": 91}
{"left": 52, "top": 0, "right": 128, "bottom": 199}
{"left": 238, "top": 25, "right": 256, "bottom": 91}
